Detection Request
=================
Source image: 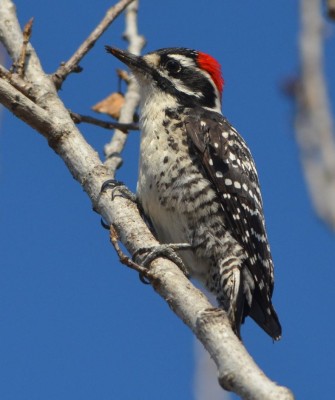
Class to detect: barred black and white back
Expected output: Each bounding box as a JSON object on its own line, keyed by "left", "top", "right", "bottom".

{"left": 185, "top": 107, "right": 281, "bottom": 339}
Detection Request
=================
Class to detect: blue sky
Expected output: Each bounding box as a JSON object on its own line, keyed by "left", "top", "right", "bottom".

{"left": 1, "top": 1, "right": 335, "bottom": 399}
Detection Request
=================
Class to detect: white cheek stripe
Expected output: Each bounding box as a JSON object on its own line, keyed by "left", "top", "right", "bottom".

{"left": 168, "top": 54, "right": 196, "bottom": 68}
{"left": 159, "top": 69, "right": 203, "bottom": 98}
{"left": 173, "top": 80, "right": 203, "bottom": 98}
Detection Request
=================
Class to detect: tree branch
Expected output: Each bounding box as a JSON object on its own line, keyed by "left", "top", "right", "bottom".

{"left": 103, "top": 0, "right": 145, "bottom": 174}
{"left": 52, "top": 0, "right": 135, "bottom": 88}
{"left": 295, "top": 0, "right": 335, "bottom": 229}
{"left": 70, "top": 111, "right": 139, "bottom": 132}
{"left": 0, "top": 64, "right": 36, "bottom": 100}
{"left": 0, "top": 1, "right": 293, "bottom": 398}
{"left": 14, "top": 17, "right": 33, "bottom": 77}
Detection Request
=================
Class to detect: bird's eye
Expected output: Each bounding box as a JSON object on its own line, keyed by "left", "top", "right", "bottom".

{"left": 165, "top": 59, "right": 182, "bottom": 74}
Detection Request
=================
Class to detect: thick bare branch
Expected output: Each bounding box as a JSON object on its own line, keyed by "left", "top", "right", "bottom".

{"left": 52, "top": 0, "right": 135, "bottom": 88}
{"left": 0, "top": 64, "right": 36, "bottom": 100}
{"left": 296, "top": 0, "right": 335, "bottom": 228}
{"left": 0, "top": 77, "right": 55, "bottom": 133}
{"left": 0, "top": 1, "right": 293, "bottom": 398}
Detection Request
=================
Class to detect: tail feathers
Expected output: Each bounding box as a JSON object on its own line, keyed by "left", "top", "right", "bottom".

{"left": 227, "top": 282, "right": 246, "bottom": 340}
{"left": 217, "top": 271, "right": 281, "bottom": 340}
{"left": 249, "top": 299, "right": 282, "bottom": 340}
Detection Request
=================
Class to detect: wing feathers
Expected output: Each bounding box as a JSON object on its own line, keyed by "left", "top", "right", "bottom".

{"left": 185, "top": 108, "right": 281, "bottom": 339}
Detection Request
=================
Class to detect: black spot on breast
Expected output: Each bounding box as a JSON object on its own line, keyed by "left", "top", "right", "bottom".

{"left": 165, "top": 108, "right": 182, "bottom": 120}
{"left": 159, "top": 196, "right": 167, "bottom": 206}
{"left": 178, "top": 166, "right": 186, "bottom": 175}
{"left": 171, "top": 194, "right": 179, "bottom": 202}
{"left": 162, "top": 119, "right": 170, "bottom": 127}
{"left": 172, "top": 121, "right": 183, "bottom": 130}
{"left": 177, "top": 155, "right": 188, "bottom": 163}
{"left": 167, "top": 136, "right": 179, "bottom": 151}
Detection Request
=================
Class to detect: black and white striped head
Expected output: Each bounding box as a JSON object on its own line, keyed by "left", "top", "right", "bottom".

{"left": 106, "top": 47, "right": 224, "bottom": 113}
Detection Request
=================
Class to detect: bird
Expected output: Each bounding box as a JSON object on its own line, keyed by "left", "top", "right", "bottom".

{"left": 105, "top": 46, "right": 282, "bottom": 340}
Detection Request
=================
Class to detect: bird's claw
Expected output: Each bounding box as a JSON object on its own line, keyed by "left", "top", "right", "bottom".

{"left": 100, "top": 180, "right": 137, "bottom": 230}
{"left": 101, "top": 179, "right": 137, "bottom": 202}
{"left": 133, "top": 243, "right": 191, "bottom": 277}
{"left": 100, "top": 218, "right": 110, "bottom": 230}
{"left": 139, "top": 273, "right": 151, "bottom": 285}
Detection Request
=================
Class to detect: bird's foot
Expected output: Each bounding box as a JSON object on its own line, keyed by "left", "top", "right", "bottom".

{"left": 101, "top": 179, "right": 137, "bottom": 202}
{"left": 133, "top": 243, "right": 191, "bottom": 277}
{"left": 100, "top": 179, "right": 137, "bottom": 229}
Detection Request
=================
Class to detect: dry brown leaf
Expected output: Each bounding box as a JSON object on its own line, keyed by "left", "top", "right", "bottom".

{"left": 92, "top": 92, "right": 125, "bottom": 119}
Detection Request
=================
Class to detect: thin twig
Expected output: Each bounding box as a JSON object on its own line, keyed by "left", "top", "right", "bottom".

{"left": 109, "top": 224, "right": 150, "bottom": 277}
{"left": 117, "top": 68, "right": 131, "bottom": 83}
{"left": 52, "top": 0, "right": 135, "bottom": 89}
{"left": 70, "top": 111, "right": 139, "bottom": 132}
{"left": 104, "top": 0, "right": 145, "bottom": 174}
{"left": 14, "top": 17, "right": 33, "bottom": 78}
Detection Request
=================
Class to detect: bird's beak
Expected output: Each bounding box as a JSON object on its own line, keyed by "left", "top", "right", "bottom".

{"left": 105, "top": 46, "right": 151, "bottom": 75}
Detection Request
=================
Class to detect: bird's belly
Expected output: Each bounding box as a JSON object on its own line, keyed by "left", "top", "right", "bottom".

{"left": 137, "top": 154, "right": 219, "bottom": 282}
{"left": 136, "top": 111, "right": 225, "bottom": 282}
{"left": 140, "top": 189, "right": 211, "bottom": 282}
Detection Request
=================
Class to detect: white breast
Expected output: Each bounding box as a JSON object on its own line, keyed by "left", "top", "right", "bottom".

{"left": 136, "top": 91, "right": 213, "bottom": 281}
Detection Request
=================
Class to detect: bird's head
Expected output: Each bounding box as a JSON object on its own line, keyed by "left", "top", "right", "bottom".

{"left": 106, "top": 46, "right": 224, "bottom": 113}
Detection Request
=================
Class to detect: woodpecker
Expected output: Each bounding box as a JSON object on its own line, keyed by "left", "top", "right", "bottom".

{"left": 106, "top": 46, "right": 282, "bottom": 340}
